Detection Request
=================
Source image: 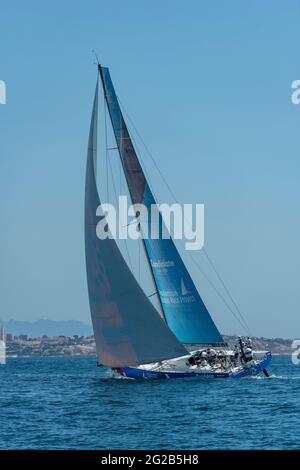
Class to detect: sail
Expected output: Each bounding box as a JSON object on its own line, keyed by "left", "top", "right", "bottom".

{"left": 99, "top": 66, "right": 224, "bottom": 345}
{"left": 84, "top": 76, "right": 187, "bottom": 368}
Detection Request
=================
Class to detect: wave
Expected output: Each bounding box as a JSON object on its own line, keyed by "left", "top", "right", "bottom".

{"left": 249, "top": 374, "right": 300, "bottom": 380}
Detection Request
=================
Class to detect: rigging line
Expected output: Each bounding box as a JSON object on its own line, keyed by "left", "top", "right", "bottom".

{"left": 104, "top": 95, "right": 109, "bottom": 203}
{"left": 103, "top": 96, "right": 166, "bottom": 320}
{"left": 118, "top": 117, "right": 122, "bottom": 197}
{"left": 117, "top": 96, "right": 251, "bottom": 332}
{"left": 117, "top": 94, "right": 247, "bottom": 331}
{"left": 91, "top": 49, "right": 100, "bottom": 66}
{"left": 119, "top": 150, "right": 139, "bottom": 282}
{"left": 104, "top": 100, "right": 134, "bottom": 274}
{"left": 148, "top": 291, "right": 158, "bottom": 298}
{"left": 125, "top": 132, "right": 160, "bottom": 205}
{"left": 185, "top": 249, "right": 251, "bottom": 334}
{"left": 163, "top": 221, "right": 251, "bottom": 333}
{"left": 202, "top": 248, "right": 252, "bottom": 334}
{"left": 130, "top": 139, "right": 160, "bottom": 206}
{"left": 116, "top": 101, "right": 169, "bottom": 273}
{"left": 119, "top": 152, "right": 122, "bottom": 196}
{"left": 138, "top": 236, "right": 141, "bottom": 283}
{"left": 124, "top": 135, "right": 168, "bottom": 264}
{"left": 117, "top": 120, "right": 163, "bottom": 262}
{"left": 117, "top": 96, "right": 176, "bottom": 203}
{"left": 116, "top": 99, "right": 161, "bottom": 206}
{"left": 107, "top": 147, "right": 134, "bottom": 274}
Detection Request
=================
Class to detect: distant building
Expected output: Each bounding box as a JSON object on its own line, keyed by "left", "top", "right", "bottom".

{"left": 6, "top": 333, "right": 13, "bottom": 342}
{"left": 19, "top": 334, "right": 28, "bottom": 341}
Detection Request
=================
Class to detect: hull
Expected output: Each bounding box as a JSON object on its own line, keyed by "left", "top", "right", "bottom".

{"left": 117, "top": 352, "right": 272, "bottom": 380}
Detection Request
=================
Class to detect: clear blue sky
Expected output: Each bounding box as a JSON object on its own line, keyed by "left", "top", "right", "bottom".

{"left": 0, "top": 0, "right": 299, "bottom": 338}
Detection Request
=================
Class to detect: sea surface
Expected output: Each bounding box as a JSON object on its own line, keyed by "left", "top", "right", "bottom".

{"left": 0, "top": 355, "right": 299, "bottom": 450}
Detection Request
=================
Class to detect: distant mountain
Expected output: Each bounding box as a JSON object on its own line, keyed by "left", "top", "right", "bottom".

{"left": 0, "top": 319, "right": 93, "bottom": 338}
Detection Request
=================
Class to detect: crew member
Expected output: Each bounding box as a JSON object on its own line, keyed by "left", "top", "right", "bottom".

{"left": 238, "top": 336, "right": 247, "bottom": 363}
{"left": 232, "top": 345, "right": 239, "bottom": 366}
{"left": 206, "top": 347, "right": 217, "bottom": 364}
{"left": 244, "top": 346, "right": 253, "bottom": 363}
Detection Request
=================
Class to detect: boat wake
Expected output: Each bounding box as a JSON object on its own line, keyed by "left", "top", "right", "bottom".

{"left": 249, "top": 374, "right": 300, "bottom": 380}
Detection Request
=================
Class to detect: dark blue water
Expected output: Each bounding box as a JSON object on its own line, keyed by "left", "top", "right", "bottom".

{"left": 0, "top": 356, "right": 299, "bottom": 449}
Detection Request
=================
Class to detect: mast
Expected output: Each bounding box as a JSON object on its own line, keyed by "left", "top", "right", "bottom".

{"left": 98, "top": 65, "right": 225, "bottom": 346}
{"left": 84, "top": 72, "right": 187, "bottom": 367}
{"left": 99, "top": 65, "right": 166, "bottom": 322}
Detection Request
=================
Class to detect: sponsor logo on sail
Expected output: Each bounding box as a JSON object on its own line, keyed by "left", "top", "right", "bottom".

{"left": 151, "top": 260, "right": 175, "bottom": 268}
{"left": 180, "top": 277, "right": 190, "bottom": 296}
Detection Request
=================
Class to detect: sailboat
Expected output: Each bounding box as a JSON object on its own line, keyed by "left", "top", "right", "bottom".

{"left": 84, "top": 64, "right": 272, "bottom": 379}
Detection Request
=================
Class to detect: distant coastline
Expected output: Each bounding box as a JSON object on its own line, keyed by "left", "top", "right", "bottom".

{"left": 3, "top": 332, "right": 294, "bottom": 358}
{"left": 0, "top": 319, "right": 294, "bottom": 357}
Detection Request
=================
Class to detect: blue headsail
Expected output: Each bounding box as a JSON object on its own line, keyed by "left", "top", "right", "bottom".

{"left": 99, "top": 66, "right": 225, "bottom": 346}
